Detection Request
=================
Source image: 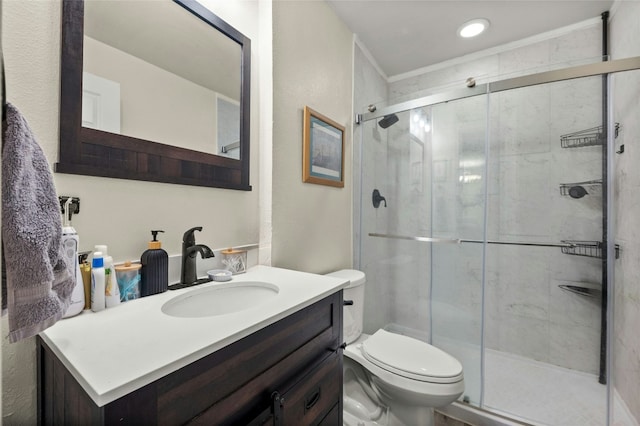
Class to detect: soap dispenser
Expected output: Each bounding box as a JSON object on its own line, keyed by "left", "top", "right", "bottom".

{"left": 140, "top": 230, "right": 169, "bottom": 297}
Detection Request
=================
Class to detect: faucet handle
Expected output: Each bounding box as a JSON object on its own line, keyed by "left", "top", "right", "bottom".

{"left": 183, "top": 226, "right": 203, "bottom": 245}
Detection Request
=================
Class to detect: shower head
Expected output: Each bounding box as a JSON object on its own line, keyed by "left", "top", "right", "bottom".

{"left": 378, "top": 114, "right": 399, "bottom": 129}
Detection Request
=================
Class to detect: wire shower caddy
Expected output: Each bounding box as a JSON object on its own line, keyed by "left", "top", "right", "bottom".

{"left": 560, "top": 123, "right": 620, "bottom": 148}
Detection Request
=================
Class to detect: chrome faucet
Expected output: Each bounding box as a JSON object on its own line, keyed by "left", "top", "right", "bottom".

{"left": 180, "top": 226, "right": 215, "bottom": 286}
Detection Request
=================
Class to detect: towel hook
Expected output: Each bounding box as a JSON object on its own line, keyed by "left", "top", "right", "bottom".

{"left": 58, "top": 196, "right": 81, "bottom": 223}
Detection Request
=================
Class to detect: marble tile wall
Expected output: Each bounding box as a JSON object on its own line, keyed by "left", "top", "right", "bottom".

{"left": 360, "top": 108, "right": 432, "bottom": 338}
{"left": 353, "top": 44, "right": 432, "bottom": 337}
{"left": 610, "top": 0, "right": 640, "bottom": 422}
{"left": 484, "top": 75, "right": 604, "bottom": 374}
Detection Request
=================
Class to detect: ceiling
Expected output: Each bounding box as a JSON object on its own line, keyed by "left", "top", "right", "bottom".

{"left": 327, "top": 0, "right": 614, "bottom": 78}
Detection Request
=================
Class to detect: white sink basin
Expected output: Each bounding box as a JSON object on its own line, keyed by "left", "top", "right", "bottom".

{"left": 161, "top": 281, "right": 279, "bottom": 318}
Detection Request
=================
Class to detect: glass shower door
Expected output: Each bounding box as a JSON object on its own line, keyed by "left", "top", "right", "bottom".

{"left": 482, "top": 75, "right": 606, "bottom": 425}
{"left": 429, "top": 95, "right": 488, "bottom": 405}
{"left": 358, "top": 108, "right": 432, "bottom": 340}
{"left": 358, "top": 94, "right": 488, "bottom": 406}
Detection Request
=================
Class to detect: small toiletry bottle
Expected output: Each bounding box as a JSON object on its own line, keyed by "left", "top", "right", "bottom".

{"left": 91, "top": 252, "right": 106, "bottom": 312}
{"left": 96, "top": 245, "right": 121, "bottom": 308}
{"left": 79, "top": 251, "right": 92, "bottom": 310}
{"left": 141, "top": 230, "right": 169, "bottom": 297}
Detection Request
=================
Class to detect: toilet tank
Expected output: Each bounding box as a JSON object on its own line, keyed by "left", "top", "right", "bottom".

{"left": 325, "top": 269, "right": 365, "bottom": 344}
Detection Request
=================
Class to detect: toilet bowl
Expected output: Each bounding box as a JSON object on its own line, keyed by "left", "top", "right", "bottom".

{"left": 326, "top": 270, "right": 464, "bottom": 426}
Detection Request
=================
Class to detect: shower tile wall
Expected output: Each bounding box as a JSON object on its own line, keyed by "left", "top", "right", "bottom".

{"left": 354, "top": 42, "right": 433, "bottom": 339}
{"left": 387, "top": 23, "right": 605, "bottom": 374}
{"left": 429, "top": 95, "right": 487, "bottom": 393}
{"left": 611, "top": 0, "right": 640, "bottom": 422}
{"left": 353, "top": 43, "right": 394, "bottom": 335}
{"left": 485, "top": 76, "right": 603, "bottom": 374}
{"left": 354, "top": 44, "right": 429, "bottom": 333}
{"left": 383, "top": 114, "right": 431, "bottom": 336}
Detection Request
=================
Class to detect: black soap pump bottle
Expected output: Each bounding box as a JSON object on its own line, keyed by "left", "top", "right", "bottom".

{"left": 141, "top": 230, "right": 169, "bottom": 296}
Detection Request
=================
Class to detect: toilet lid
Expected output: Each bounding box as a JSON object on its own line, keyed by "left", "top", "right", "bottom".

{"left": 361, "top": 330, "right": 463, "bottom": 383}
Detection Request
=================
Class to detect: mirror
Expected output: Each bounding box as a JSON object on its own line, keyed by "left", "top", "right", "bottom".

{"left": 57, "top": 0, "right": 251, "bottom": 190}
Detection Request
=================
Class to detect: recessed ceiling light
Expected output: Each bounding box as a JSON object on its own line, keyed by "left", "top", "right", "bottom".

{"left": 458, "top": 18, "right": 490, "bottom": 38}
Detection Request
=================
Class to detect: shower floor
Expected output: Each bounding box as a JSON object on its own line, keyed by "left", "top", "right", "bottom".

{"left": 483, "top": 349, "right": 638, "bottom": 426}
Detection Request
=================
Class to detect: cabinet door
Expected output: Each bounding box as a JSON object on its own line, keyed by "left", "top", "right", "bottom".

{"left": 278, "top": 352, "right": 342, "bottom": 425}
{"left": 181, "top": 292, "right": 343, "bottom": 425}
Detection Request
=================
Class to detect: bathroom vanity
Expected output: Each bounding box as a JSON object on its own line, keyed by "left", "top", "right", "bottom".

{"left": 37, "top": 266, "right": 347, "bottom": 425}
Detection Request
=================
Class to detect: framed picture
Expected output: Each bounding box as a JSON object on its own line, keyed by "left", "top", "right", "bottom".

{"left": 303, "top": 106, "right": 345, "bottom": 188}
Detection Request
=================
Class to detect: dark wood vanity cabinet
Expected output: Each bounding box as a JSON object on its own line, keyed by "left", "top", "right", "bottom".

{"left": 38, "top": 291, "right": 343, "bottom": 425}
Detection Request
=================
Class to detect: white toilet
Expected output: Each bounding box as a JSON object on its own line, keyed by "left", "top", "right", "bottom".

{"left": 326, "top": 270, "right": 464, "bottom": 426}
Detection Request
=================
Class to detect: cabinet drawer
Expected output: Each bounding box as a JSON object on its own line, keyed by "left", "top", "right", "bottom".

{"left": 318, "top": 403, "right": 340, "bottom": 425}
{"left": 279, "top": 351, "right": 342, "bottom": 425}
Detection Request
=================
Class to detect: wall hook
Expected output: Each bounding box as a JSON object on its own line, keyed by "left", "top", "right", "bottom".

{"left": 58, "top": 196, "right": 80, "bottom": 222}
{"left": 372, "top": 189, "right": 387, "bottom": 208}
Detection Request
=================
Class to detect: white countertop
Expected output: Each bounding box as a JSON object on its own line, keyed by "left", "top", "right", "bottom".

{"left": 39, "top": 265, "right": 349, "bottom": 407}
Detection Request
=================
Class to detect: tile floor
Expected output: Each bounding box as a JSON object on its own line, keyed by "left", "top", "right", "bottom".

{"left": 483, "top": 349, "right": 638, "bottom": 426}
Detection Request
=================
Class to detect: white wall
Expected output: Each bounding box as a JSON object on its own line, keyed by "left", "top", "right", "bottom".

{"left": 258, "top": 0, "right": 273, "bottom": 266}
{"left": 271, "top": 0, "right": 353, "bottom": 274}
{"left": 84, "top": 36, "right": 219, "bottom": 155}
{"left": 611, "top": 0, "right": 640, "bottom": 422}
{"left": 1, "top": 0, "right": 262, "bottom": 422}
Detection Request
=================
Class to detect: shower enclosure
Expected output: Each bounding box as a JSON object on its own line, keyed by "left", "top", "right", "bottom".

{"left": 355, "top": 57, "right": 640, "bottom": 425}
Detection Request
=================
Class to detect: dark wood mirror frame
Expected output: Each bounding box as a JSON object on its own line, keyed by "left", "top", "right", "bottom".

{"left": 56, "top": 0, "right": 251, "bottom": 190}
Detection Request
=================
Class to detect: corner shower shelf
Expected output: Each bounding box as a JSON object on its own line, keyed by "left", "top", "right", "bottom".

{"left": 559, "top": 180, "right": 602, "bottom": 198}
{"left": 558, "top": 283, "right": 602, "bottom": 299}
{"left": 560, "top": 240, "right": 620, "bottom": 259}
{"left": 560, "top": 123, "right": 620, "bottom": 148}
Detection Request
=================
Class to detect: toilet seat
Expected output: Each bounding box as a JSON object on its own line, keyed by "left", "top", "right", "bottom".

{"left": 361, "top": 330, "right": 463, "bottom": 384}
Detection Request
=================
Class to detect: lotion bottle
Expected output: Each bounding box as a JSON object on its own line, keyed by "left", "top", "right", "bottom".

{"left": 95, "top": 245, "right": 120, "bottom": 308}
{"left": 91, "top": 252, "right": 106, "bottom": 312}
{"left": 79, "top": 251, "right": 92, "bottom": 310}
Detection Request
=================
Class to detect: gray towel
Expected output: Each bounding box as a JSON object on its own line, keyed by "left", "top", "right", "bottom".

{"left": 2, "top": 103, "right": 74, "bottom": 343}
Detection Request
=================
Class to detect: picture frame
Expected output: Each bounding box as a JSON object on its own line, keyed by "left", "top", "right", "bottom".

{"left": 303, "top": 106, "right": 345, "bottom": 188}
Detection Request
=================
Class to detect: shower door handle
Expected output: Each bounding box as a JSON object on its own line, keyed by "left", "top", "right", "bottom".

{"left": 368, "top": 233, "right": 460, "bottom": 244}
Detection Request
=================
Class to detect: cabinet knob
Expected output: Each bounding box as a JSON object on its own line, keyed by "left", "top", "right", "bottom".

{"left": 333, "top": 342, "right": 347, "bottom": 352}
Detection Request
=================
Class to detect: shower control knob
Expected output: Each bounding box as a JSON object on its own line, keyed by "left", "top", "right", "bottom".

{"left": 372, "top": 189, "right": 387, "bottom": 208}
